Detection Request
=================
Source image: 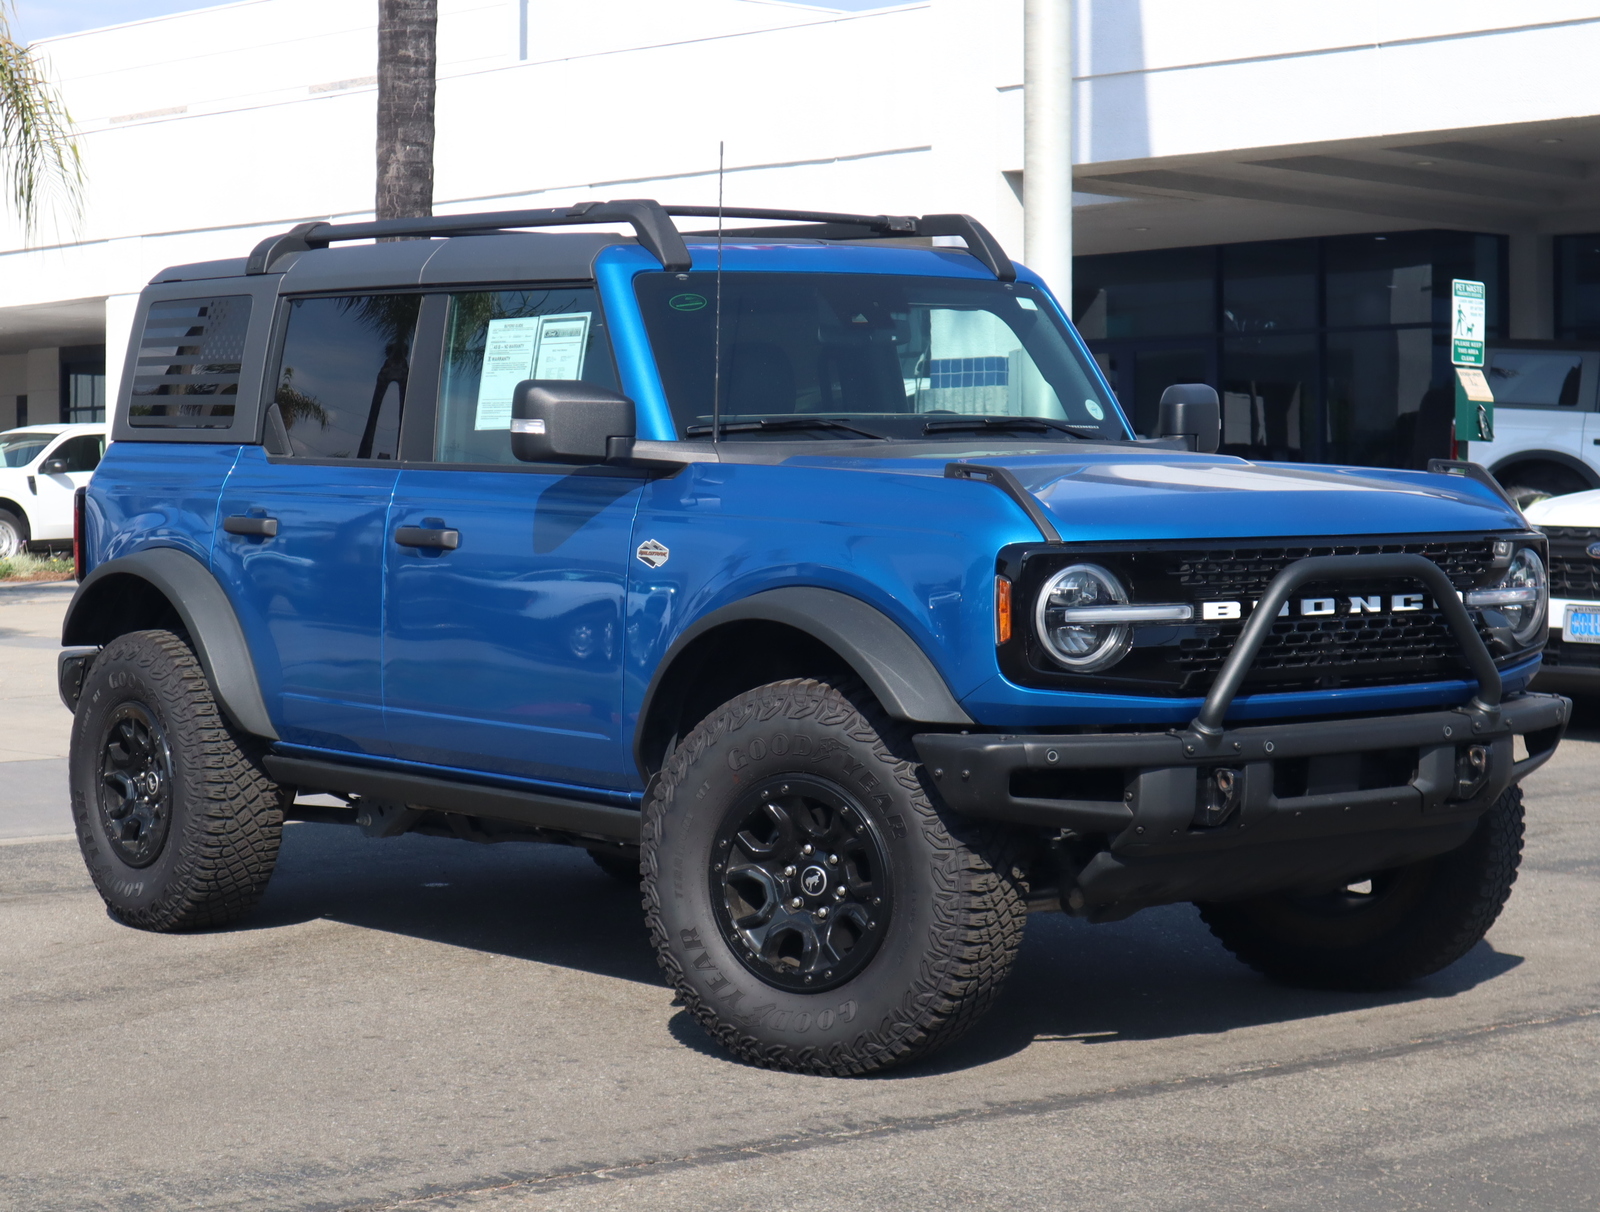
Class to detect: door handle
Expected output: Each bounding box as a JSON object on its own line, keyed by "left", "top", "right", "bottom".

{"left": 223, "top": 515, "right": 278, "bottom": 537}
{"left": 395, "top": 525, "right": 460, "bottom": 550}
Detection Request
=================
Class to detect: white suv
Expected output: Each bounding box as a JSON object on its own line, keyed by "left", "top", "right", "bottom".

{"left": 1524, "top": 488, "right": 1600, "bottom": 692}
{"left": 1464, "top": 343, "right": 1600, "bottom": 506}
{"left": 0, "top": 424, "right": 108, "bottom": 557}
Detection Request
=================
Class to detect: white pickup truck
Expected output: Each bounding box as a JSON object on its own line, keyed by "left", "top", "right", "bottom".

{"left": 0, "top": 424, "right": 108, "bottom": 557}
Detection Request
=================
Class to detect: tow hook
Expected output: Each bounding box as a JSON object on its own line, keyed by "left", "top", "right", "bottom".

{"left": 1194, "top": 767, "right": 1242, "bottom": 828}
{"left": 1454, "top": 744, "right": 1491, "bottom": 800}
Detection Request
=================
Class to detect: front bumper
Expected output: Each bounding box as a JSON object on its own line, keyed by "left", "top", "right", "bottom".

{"left": 915, "top": 691, "right": 1569, "bottom": 918}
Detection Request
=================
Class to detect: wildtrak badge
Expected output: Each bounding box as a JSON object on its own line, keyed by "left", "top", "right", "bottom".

{"left": 1201, "top": 593, "right": 1429, "bottom": 621}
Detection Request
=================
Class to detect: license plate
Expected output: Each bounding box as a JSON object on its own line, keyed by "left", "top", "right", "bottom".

{"left": 1565, "top": 605, "right": 1600, "bottom": 644}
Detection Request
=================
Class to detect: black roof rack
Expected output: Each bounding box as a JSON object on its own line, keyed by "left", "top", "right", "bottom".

{"left": 244, "top": 199, "right": 1015, "bottom": 281}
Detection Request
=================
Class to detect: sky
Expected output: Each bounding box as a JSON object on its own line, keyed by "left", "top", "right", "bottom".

{"left": 8, "top": 0, "right": 886, "bottom": 46}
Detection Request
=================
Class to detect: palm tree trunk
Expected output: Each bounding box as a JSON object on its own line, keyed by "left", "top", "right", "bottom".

{"left": 376, "top": 0, "right": 435, "bottom": 222}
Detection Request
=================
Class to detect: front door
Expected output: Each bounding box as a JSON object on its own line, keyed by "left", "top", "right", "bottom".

{"left": 31, "top": 431, "right": 104, "bottom": 540}
{"left": 382, "top": 285, "right": 643, "bottom": 790}
{"left": 211, "top": 291, "right": 421, "bottom": 755}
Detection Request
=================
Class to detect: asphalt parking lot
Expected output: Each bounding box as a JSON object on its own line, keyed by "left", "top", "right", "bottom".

{"left": 2, "top": 583, "right": 1597, "bottom": 1212}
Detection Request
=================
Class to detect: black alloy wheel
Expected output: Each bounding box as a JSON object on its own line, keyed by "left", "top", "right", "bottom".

{"left": 712, "top": 776, "right": 892, "bottom": 993}
{"left": 70, "top": 629, "right": 285, "bottom": 931}
{"left": 644, "top": 677, "right": 1028, "bottom": 1076}
{"left": 96, "top": 704, "right": 175, "bottom": 868}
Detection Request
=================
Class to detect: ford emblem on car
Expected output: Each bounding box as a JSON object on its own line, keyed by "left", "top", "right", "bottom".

{"left": 1587, "top": 542, "right": 1600, "bottom": 559}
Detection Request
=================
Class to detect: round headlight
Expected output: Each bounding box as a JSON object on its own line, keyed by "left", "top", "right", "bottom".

{"left": 1499, "top": 547, "right": 1547, "bottom": 644}
{"left": 1034, "top": 563, "right": 1133, "bottom": 671}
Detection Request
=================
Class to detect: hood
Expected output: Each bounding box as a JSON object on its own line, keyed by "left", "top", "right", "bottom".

{"left": 784, "top": 448, "right": 1525, "bottom": 540}
{"left": 1523, "top": 487, "right": 1600, "bottom": 528}
{"left": 1005, "top": 453, "right": 1524, "bottom": 540}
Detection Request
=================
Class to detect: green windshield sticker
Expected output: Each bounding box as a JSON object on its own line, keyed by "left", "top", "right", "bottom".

{"left": 669, "top": 293, "right": 708, "bottom": 312}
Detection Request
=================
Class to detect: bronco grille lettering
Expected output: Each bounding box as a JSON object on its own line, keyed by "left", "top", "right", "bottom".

{"left": 1204, "top": 591, "right": 1440, "bottom": 619}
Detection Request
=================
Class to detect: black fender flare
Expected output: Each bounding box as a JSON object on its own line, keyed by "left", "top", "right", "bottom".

{"left": 1487, "top": 449, "right": 1600, "bottom": 490}
{"left": 635, "top": 586, "right": 972, "bottom": 770}
{"left": 62, "top": 546, "right": 278, "bottom": 739}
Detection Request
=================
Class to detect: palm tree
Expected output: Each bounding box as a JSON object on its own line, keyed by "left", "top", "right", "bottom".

{"left": 376, "top": 0, "right": 435, "bottom": 222}
{"left": 0, "top": 1, "right": 82, "bottom": 235}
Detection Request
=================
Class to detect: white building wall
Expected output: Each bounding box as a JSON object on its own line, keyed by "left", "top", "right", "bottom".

{"left": 5, "top": 0, "right": 1600, "bottom": 392}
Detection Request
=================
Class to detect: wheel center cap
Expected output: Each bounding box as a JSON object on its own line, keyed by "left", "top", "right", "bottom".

{"left": 800, "top": 865, "right": 829, "bottom": 897}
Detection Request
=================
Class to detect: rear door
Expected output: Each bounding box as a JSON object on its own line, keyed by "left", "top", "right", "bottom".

{"left": 381, "top": 285, "right": 644, "bottom": 789}
{"left": 211, "top": 291, "right": 422, "bottom": 755}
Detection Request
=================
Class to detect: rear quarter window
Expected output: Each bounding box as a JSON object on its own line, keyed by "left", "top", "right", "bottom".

{"left": 128, "top": 296, "right": 253, "bottom": 428}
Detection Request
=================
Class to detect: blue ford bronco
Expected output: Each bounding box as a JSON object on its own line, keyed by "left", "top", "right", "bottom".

{"left": 60, "top": 201, "right": 1569, "bottom": 1075}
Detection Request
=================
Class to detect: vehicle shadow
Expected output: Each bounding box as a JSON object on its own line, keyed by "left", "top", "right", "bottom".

{"left": 248, "top": 821, "right": 663, "bottom": 987}
{"left": 663, "top": 905, "right": 1523, "bottom": 1075}
{"left": 254, "top": 822, "right": 1523, "bottom": 1075}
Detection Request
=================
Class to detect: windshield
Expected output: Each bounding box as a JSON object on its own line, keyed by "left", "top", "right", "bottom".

{"left": 636, "top": 272, "right": 1126, "bottom": 442}
{"left": 0, "top": 431, "right": 57, "bottom": 468}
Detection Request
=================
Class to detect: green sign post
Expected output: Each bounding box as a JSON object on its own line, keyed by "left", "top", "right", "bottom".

{"left": 1451, "top": 279, "right": 1493, "bottom": 442}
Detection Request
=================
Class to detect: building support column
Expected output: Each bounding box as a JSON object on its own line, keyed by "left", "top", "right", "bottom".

{"left": 1024, "top": 0, "right": 1073, "bottom": 304}
{"left": 1508, "top": 232, "right": 1554, "bottom": 340}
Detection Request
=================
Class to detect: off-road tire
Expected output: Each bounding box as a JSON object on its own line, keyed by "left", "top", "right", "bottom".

{"left": 1197, "top": 785, "right": 1524, "bottom": 989}
{"left": 643, "top": 677, "right": 1026, "bottom": 1076}
{"left": 70, "top": 629, "right": 284, "bottom": 931}
{"left": 0, "top": 508, "right": 26, "bottom": 559}
{"left": 588, "top": 847, "right": 642, "bottom": 884}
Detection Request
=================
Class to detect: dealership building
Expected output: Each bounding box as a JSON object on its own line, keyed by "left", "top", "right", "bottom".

{"left": 5, "top": 0, "right": 1600, "bottom": 475}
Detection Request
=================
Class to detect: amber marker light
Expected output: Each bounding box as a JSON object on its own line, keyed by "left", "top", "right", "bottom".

{"left": 995, "top": 575, "right": 1013, "bottom": 644}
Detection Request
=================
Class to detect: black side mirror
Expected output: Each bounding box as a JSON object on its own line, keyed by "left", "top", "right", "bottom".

{"left": 1158, "top": 383, "right": 1221, "bottom": 454}
{"left": 40, "top": 458, "right": 70, "bottom": 475}
{"left": 511, "top": 381, "right": 637, "bottom": 464}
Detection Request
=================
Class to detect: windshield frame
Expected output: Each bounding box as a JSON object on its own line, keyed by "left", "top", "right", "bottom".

{"left": 633, "top": 269, "right": 1131, "bottom": 445}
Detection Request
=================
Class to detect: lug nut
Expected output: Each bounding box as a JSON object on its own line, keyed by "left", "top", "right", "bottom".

{"left": 817, "top": 907, "right": 829, "bottom": 919}
{"left": 834, "top": 886, "right": 846, "bottom": 900}
{"left": 790, "top": 897, "right": 803, "bottom": 910}
{"left": 827, "top": 853, "right": 838, "bottom": 865}
{"left": 802, "top": 844, "right": 814, "bottom": 856}
{"left": 783, "top": 865, "right": 796, "bottom": 877}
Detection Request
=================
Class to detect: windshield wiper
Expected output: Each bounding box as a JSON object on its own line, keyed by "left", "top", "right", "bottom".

{"left": 686, "top": 417, "right": 887, "bottom": 440}
{"left": 922, "top": 416, "right": 1105, "bottom": 439}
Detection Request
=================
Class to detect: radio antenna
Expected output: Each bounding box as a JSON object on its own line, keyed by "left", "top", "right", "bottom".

{"left": 712, "top": 140, "right": 725, "bottom": 449}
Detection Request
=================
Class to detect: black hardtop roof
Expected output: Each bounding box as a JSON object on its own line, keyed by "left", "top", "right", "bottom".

{"left": 150, "top": 199, "right": 1015, "bottom": 288}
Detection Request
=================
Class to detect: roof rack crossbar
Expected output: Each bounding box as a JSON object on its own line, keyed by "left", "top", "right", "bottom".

{"left": 673, "top": 206, "right": 1015, "bottom": 280}
{"left": 245, "top": 199, "right": 692, "bottom": 275}
{"left": 243, "top": 200, "right": 1015, "bottom": 281}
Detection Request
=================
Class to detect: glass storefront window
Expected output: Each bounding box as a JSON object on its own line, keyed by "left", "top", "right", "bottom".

{"left": 1077, "top": 229, "right": 1505, "bottom": 469}
{"left": 1220, "top": 334, "right": 1316, "bottom": 462}
{"left": 1073, "top": 246, "right": 1215, "bottom": 340}
{"left": 1556, "top": 234, "right": 1600, "bottom": 341}
{"left": 1324, "top": 328, "right": 1443, "bottom": 468}
{"left": 1324, "top": 232, "right": 1435, "bottom": 328}
{"left": 1222, "top": 240, "right": 1316, "bottom": 334}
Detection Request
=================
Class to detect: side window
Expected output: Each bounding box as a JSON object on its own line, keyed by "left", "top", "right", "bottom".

{"left": 1487, "top": 351, "right": 1584, "bottom": 409}
{"left": 434, "top": 286, "right": 618, "bottom": 465}
{"left": 49, "top": 435, "right": 105, "bottom": 472}
{"left": 272, "top": 294, "right": 422, "bottom": 460}
{"left": 129, "top": 296, "right": 252, "bottom": 428}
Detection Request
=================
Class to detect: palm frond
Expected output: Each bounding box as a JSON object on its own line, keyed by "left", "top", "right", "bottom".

{"left": 0, "top": 3, "right": 83, "bottom": 237}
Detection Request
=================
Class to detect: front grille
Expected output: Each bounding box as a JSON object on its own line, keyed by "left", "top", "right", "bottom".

{"left": 1538, "top": 526, "right": 1600, "bottom": 597}
{"left": 1005, "top": 532, "right": 1528, "bottom": 697}
{"left": 1168, "top": 539, "right": 1495, "bottom": 599}
{"left": 1544, "top": 633, "right": 1600, "bottom": 670}
{"left": 1163, "top": 540, "right": 1496, "bottom": 683}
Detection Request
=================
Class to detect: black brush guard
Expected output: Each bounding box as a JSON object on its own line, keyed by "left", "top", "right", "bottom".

{"left": 915, "top": 554, "right": 1570, "bottom": 918}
